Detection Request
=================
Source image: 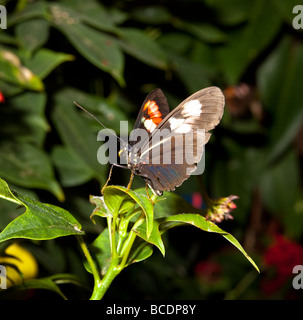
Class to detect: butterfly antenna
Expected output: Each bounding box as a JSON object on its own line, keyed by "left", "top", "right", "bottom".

{"left": 73, "top": 101, "right": 125, "bottom": 144}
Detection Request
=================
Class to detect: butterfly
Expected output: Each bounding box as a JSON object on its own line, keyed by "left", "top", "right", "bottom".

{"left": 112, "top": 86, "right": 225, "bottom": 196}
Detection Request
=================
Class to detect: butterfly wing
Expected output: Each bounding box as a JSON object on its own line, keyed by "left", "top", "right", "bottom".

{"left": 129, "top": 89, "right": 170, "bottom": 147}
{"left": 135, "top": 86, "right": 225, "bottom": 195}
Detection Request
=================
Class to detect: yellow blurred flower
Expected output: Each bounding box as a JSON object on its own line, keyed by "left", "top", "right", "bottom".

{"left": 0, "top": 243, "right": 38, "bottom": 288}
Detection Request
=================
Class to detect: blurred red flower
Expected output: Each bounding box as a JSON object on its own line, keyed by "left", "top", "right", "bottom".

{"left": 194, "top": 260, "right": 222, "bottom": 283}
{"left": 0, "top": 92, "right": 4, "bottom": 103}
{"left": 261, "top": 234, "right": 303, "bottom": 295}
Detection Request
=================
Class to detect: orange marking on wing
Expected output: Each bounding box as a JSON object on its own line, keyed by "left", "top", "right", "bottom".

{"left": 143, "top": 100, "right": 163, "bottom": 125}
{"left": 152, "top": 117, "right": 162, "bottom": 124}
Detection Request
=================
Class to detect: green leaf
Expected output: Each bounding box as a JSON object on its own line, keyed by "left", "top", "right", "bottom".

{"left": 283, "top": 192, "right": 303, "bottom": 240}
{"left": 15, "top": 18, "right": 50, "bottom": 53}
{"left": 59, "top": 0, "right": 120, "bottom": 32}
{"left": 0, "top": 178, "right": 20, "bottom": 205}
{"left": 2, "top": 274, "right": 86, "bottom": 300}
{"left": 216, "top": 0, "right": 281, "bottom": 83}
{"left": 85, "top": 228, "right": 111, "bottom": 276}
{"left": 126, "top": 240, "right": 153, "bottom": 266}
{"left": 8, "top": 1, "right": 48, "bottom": 27}
{"left": 257, "top": 35, "right": 303, "bottom": 162}
{"left": 49, "top": 5, "right": 124, "bottom": 85}
{"left": 212, "top": 145, "right": 265, "bottom": 224}
{"left": 0, "top": 79, "right": 22, "bottom": 96}
{"left": 0, "top": 32, "right": 17, "bottom": 46}
{"left": 86, "top": 228, "right": 154, "bottom": 274}
{"left": 52, "top": 146, "right": 94, "bottom": 187}
{"left": 133, "top": 220, "right": 165, "bottom": 256}
{"left": 0, "top": 178, "right": 83, "bottom": 243}
{"left": 52, "top": 94, "right": 107, "bottom": 184}
{"left": 118, "top": 28, "right": 168, "bottom": 70}
{"left": 260, "top": 150, "right": 300, "bottom": 214}
{"left": 271, "top": 0, "right": 301, "bottom": 26}
{"left": 174, "top": 20, "right": 227, "bottom": 43}
{"left": 89, "top": 195, "right": 112, "bottom": 219}
{"left": 153, "top": 191, "right": 201, "bottom": 218}
{"left": 131, "top": 5, "right": 172, "bottom": 25}
{"left": 24, "top": 48, "right": 74, "bottom": 79}
{"left": 6, "top": 91, "right": 49, "bottom": 146}
{"left": 159, "top": 214, "right": 259, "bottom": 272}
{"left": 0, "top": 49, "right": 44, "bottom": 91}
{"left": 103, "top": 186, "right": 154, "bottom": 238}
{"left": 158, "top": 32, "right": 193, "bottom": 55}
{"left": 0, "top": 143, "right": 64, "bottom": 201}
{"left": 160, "top": 47, "right": 212, "bottom": 92}
{"left": 60, "top": 87, "right": 129, "bottom": 133}
{"left": 102, "top": 188, "right": 130, "bottom": 217}
{"left": 205, "top": 0, "right": 253, "bottom": 26}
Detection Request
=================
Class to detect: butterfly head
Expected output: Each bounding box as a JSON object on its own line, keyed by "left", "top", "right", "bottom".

{"left": 118, "top": 142, "right": 142, "bottom": 168}
{"left": 118, "top": 143, "right": 133, "bottom": 168}
{"left": 118, "top": 143, "right": 129, "bottom": 159}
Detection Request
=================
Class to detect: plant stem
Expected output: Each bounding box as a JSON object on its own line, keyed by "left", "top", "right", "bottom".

{"left": 118, "top": 230, "right": 137, "bottom": 270}
{"left": 76, "top": 235, "right": 102, "bottom": 299}
{"left": 111, "top": 215, "right": 118, "bottom": 256}
{"left": 90, "top": 256, "right": 121, "bottom": 300}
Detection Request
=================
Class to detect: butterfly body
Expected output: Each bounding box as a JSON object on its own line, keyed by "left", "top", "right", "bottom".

{"left": 118, "top": 87, "right": 225, "bottom": 196}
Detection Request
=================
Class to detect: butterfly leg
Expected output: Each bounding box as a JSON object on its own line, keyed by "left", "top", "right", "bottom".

{"left": 145, "top": 183, "right": 154, "bottom": 203}
{"left": 101, "top": 164, "right": 114, "bottom": 194}
{"left": 126, "top": 169, "right": 134, "bottom": 190}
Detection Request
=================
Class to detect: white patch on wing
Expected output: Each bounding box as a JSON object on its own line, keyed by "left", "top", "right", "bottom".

{"left": 182, "top": 99, "right": 202, "bottom": 117}
{"left": 168, "top": 118, "right": 191, "bottom": 133}
{"left": 144, "top": 119, "right": 157, "bottom": 132}
{"left": 169, "top": 118, "right": 184, "bottom": 130}
{"left": 176, "top": 123, "right": 191, "bottom": 133}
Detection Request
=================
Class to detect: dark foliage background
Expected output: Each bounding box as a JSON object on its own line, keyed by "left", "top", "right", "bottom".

{"left": 0, "top": 0, "right": 303, "bottom": 299}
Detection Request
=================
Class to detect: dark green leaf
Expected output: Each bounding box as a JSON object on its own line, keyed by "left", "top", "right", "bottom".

{"left": 8, "top": 1, "right": 48, "bottom": 27}
{"left": 52, "top": 146, "right": 94, "bottom": 187}
{"left": 260, "top": 150, "right": 300, "bottom": 214}
{"left": 118, "top": 28, "right": 168, "bottom": 70}
{"left": 216, "top": 0, "right": 281, "bottom": 83}
{"left": 57, "top": 87, "right": 129, "bottom": 133}
{"left": 205, "top": 0, "right": 253, "bottom": 26}
{"left": 126, "top": 240, "right": 153, "bottom": 266}
{"left": 271, "top": 0, "right": 301, "bottom": 26}
{"left": 24, "top": 48, "right": 74, "bottom": 79}
{"left": 15, "top": 19, "right": 50, "bottom": 53}
{"left": 59, "top": 0, "right": 120, "bottom": 32}
{"left": 85, "top": 228, "right": 111, "bottom": 276}
{"left": 0, "top": 32, "right": 17, "bottom": 45}
{"left": 49, "top": 5, "right": 124, "bottom": 85}
{"left": 174, "top": 20, "right": 227, "bottom": 43}
{"left": 3, "top": 273, "right": 86, "bottom": 300}
{"left": 52, "top": 94, "right": 107, "bottom": 184}
{"left": 7, "top": 91, "right": 48, "bottom": 146}
{"left": 160, "top": 43, "right": 212, "bottom": 92}
{"left": 0, "top": 143, "right": 64, "bottom": 200}
{"left": 283, "top": 192, "right": 303, "bottom": 240}
{"left": 131, "top": 6, "right": 172, "bottom": 25}
{"left": 158, "top": 32, "right": 193, "bottom": 55}
{"left": 257, "top": 35, "right": 303, "bottom": 162}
